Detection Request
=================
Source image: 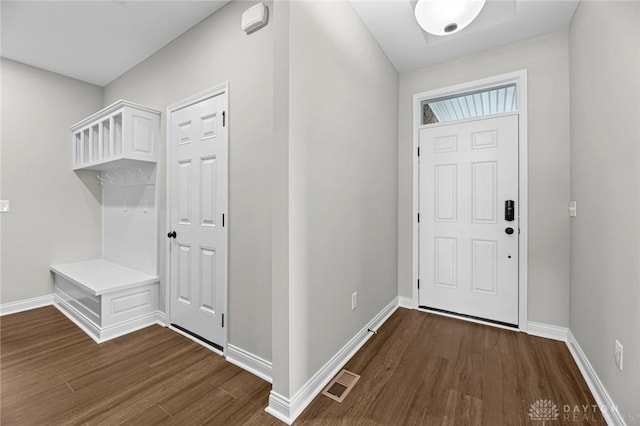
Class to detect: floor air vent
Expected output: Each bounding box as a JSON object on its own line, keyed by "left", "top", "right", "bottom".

{"left": 321, "top": 369, "right": 361, "bottom": 402}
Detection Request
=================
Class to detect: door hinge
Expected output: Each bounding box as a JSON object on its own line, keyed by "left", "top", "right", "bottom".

{"left": 222, "top": 111, "right": 226, "bottom": 127}
{"left": 417, "top": 146, "right": 420, "bottom": 157}
{"left": 222, "top": 313, "right": 225, "bottom": 328}
{"left": 417, "top": 213, "right": 420, "bottom": 223}
{"left": 222, "top": 213, "right": 225, "bottom": 227}
{"left": 417, "top": 279, "right": 420, "bottom": 289}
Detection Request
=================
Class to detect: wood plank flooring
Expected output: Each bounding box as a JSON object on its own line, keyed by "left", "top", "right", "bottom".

{"left": 0, "top": 306, "right": 273, "bottom": 425}
{"left": 0, "top": 306, "right": 604, "bottom": 425}
{"left": 297, "top": 309, "right": 605, "bottom": 425}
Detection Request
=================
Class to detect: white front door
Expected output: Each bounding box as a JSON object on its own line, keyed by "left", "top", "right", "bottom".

{"left": 419, "top": 114, "right": 519, "bottom": 325}
{"left": 168, "top": 90, "right": 228, "bottom": 349}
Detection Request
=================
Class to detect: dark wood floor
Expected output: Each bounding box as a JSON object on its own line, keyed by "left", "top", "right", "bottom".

{"left": 0, "top": 307, "right": 274, "bottom": 425}
{"left": 0, "top": 306, "right": 603, "bottom": 425}
{"left": 297, "top": 309, "right": 604, "bottom": 425}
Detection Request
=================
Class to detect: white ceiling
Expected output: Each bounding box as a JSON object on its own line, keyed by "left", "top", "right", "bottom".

{"left": 1, "top": 1, "right": 579, "bottom": 86}
{"left": 1, "top": 1, "right": 229, "bottom": 87}
{"left": 350, "top": 0, "right": 579, "bottom": 72}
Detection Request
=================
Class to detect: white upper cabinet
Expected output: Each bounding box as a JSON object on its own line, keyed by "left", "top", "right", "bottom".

{"left": 72, "top": 100, "right": 160, "bottom": 171}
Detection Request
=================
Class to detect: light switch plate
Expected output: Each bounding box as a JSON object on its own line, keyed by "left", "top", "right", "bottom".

{"left": 568, "top": 201, "right": 577, "bottom": 217}
{"left": 0, "top": 200, "right": 9, "bottom": 213}
{"left": 615, "top": 340, "right": 623, "bottom": 371}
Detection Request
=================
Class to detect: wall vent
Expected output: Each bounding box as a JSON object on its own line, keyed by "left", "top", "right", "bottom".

{"left": 321, "top": 369, "right": 361, "bottom": 402}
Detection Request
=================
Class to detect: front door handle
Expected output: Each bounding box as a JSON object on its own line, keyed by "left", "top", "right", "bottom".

{"left": 505, "top": 227, "right": 514, "bottom": 235}
{"left": 167, "top": 231, "right": 177, "bottom": 239}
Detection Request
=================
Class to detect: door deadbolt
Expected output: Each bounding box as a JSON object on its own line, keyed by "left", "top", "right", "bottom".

{"left": 505, "top": 200, "right": 515, "bottom": 222}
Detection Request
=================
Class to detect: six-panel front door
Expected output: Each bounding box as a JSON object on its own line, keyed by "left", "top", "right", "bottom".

{"left": 169, "top": 91, "right": 227, "bottom": 349}
{"left": 419, "top": 114, "right": 519, "bottom": 325}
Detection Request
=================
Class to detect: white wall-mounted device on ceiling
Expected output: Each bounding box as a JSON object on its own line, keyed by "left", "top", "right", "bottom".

{"left": 242, "top": 2, "right": 268, "bottom": 34}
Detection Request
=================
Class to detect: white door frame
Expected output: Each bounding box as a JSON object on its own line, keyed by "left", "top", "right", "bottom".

{"left": 411, "top": 70, "right": 529, "bottom": 331}
{"left": 165, "top": 82, "right": 230, "bottom": 353}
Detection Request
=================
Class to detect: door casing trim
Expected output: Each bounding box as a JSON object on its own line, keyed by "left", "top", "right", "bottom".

{"left": 165, "top": 82, "right": 230, "bottom": 351}
{"left": 411, "top": 70, "right": 528, "bottom": 331}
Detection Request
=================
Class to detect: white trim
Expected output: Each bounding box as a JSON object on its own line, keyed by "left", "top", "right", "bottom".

{"left": 53, "top": 295, "right": 163, "bottom": 344}
{"left": 411, "top": 70, "right": 529, "bottom": 331}
{"left": 527, "top": 321, "right": 568, "bottom": 342}
{"left": 165, "top": 82, "right": 230, "bottom": 351}
{"left": 265, "top": 392, "right": 292, "bottom": 425}
{"left": 266, "top": 297, "right": 399, "bottom": 424}
{"left": 54, "top": 296, "right": 102, "bottom": 343}
{"left": 398, "top": 296, "right": 417, "bottom": 309}
{"left": 566, "top": 330, "right": 626, "bottom": 426}
{"left": 517, "top": 70, "right": 529, "bottom": 332}
{"left": 0, "top": 294, "right": 54, "bottom": 316}
{"left": 166, "top": 83, "right": 229, "bottom": 112}
{"left": 419, "top": 111, "right": 518, "bottom": 130}
{"left": 226, "top": 344, "right": 273, "bottom": 383}
{"left": 155, "top": 311, "right": 167, "bottom": 326}
{"left": 70, "top": 99, "right": 161, "bottom": 130}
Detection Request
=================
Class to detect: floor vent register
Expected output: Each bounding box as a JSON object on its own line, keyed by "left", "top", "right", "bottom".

{"left": 321, "top": 369, "right": 361, "bottom": 402}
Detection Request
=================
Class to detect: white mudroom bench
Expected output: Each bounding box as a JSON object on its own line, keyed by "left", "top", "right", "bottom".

{"left": 51, "top": 259, "right": 160, "bottom": 343}
{"left": 51, "top": 100, "right": 162, "bottom": 343}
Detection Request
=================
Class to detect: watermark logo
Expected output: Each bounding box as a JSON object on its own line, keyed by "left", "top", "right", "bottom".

{"left": 528, "top": 399, "right": 559, "bottom": 424}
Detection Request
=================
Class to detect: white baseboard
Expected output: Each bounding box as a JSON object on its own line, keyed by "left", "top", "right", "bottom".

{"left": 527, "top": 321, "right": 568, "bottom": 341}
{"left": 54, "top": 295, "right": 164, "bottom": 344}
{"left": 566, "top": 331, "right": 625, "bottom": 426}
{"left": 155, "top": 311, "right": 167, "bottom": 326}
{"left": 265, "top": 392, "right": 292, "bottom": 424}
{"left": 0, "top": 294, "right": 54, "bottom": 316}
{"left": 266, "top": 297, "right": 399, "bottom": 425}
{"left": 398, "top": 296, "right": 417, "bottom": 309}
{"left": 226, "top": 344, "right": 273, "bottom": 383}
{"left": 54, "top": 296, "right": 102, "bottom": 343}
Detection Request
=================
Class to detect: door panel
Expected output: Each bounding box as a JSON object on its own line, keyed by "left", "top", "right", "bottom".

{"left": 200, "top": 156, "right": 217, "bottom": 227}
{"left": 419, "top": 114, "right": 518, "bottom": 325}
{"left": 169, "top": 92, "right": 227, "bottom": 348}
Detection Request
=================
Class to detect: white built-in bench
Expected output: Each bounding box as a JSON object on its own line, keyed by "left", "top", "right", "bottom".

{"left": 53, "top": 100, "right": 161, "bottom": 343}
{"left": 51, "top": 259, "right": 160, "bottom": 343}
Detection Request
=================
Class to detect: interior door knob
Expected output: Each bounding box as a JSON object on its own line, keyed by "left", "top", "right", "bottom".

{"left": 505, "top": 227, "right": 514, "bottom": 235}
{"left": 167, "top": 231, "right": 177, "bottom": 239}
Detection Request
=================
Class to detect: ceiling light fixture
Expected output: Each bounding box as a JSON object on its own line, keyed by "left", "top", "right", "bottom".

{"left": 414, "top": 0, "right": 487, "bottom": 36}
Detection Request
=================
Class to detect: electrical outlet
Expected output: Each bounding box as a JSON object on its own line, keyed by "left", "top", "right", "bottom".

{"left": 351, "top": 292, "right": 358, "bottom": 311}
{"left": 0, "top": 200, "right": 10, "bottom": 213}
{"left": 568, "top": 201, "right": 577, "bottom": 217}
{"left": 615, "top": 340, "right": 623, "bottom": 371}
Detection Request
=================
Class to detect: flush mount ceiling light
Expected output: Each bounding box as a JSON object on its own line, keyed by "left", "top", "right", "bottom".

{"left": 414, "top": 0, "right": 487, "bottom": 36}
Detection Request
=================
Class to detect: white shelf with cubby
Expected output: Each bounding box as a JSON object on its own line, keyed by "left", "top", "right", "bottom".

{"left": 71, "top": 100, "right": 160, "bottom": 171}
{"left": 53, "top": 100, "right": 161, "bottom": 343}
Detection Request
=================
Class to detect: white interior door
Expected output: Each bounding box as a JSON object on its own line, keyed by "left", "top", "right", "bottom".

{"left": 169, "top": 90, "right": 227, "bottom": 349}
{"left": 419, "top": 114, "right": 519, "bottom": 325}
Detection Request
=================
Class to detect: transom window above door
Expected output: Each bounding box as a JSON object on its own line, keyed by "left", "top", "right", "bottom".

{"left": 421, "top": 84, "right": 517, "bottom": 125}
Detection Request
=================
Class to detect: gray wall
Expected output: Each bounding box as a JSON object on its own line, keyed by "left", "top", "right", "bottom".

{"left": 398, "top": 32, "right": 571, "bottom": 327}
{"left": 103, "top": 1, "right": 273, "bottom": 362}
{"left": 271, "top": 0, "right": 292, "bottom": 397}
{"left": 272, "top": 0, "right": 399, "bottom": 396}
{"left": 0, "top": 58, "right": 104, "bottom": 303}
{"left": 569, "top": 1, "right": 640, "bottom": 421}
